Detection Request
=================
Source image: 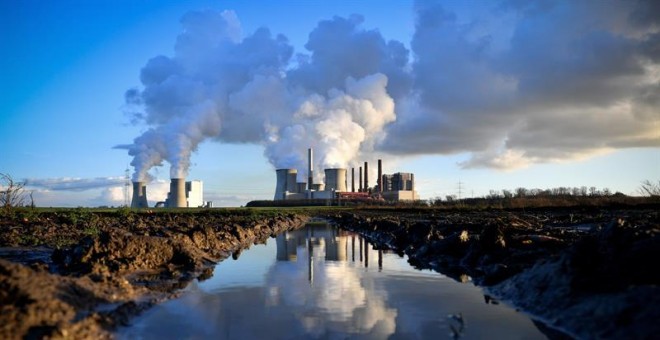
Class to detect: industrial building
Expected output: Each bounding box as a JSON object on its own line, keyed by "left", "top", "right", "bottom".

{"left": 131, "top": 179, "right": 205, "bottom": 208}
{"left": 380, "top": 173, "right": 418, "bottom": 201}
{"left": 273, "top": 148, "right": 418, "bottom": 202}
{"left": 130, "top": 148, "right": 418, "bottom": 208}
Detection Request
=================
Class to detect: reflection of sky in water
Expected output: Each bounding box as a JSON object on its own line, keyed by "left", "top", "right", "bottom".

{"left": 120, "top": 224, "right": 546, "bottom": 339}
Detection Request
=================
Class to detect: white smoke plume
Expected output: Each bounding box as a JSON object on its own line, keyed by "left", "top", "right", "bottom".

{"left": 252, "top": 73, "right": 395, "bottom": 181}
{"left": 121, "top": 10, "right": 403, "bottom": 182}
{"left": 121, "top": 1, "right": 659, "bottom": 182}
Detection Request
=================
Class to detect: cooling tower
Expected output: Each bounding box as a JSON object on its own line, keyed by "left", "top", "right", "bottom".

{"left": 274, "top": 169, "right": 297, "bottom": 200}
{"left": 324, "top": 168, "right": 347, "bottom": 192}
{"left": 130, "top": 181, "right": 148, "bottom": 208}
{"left": 297, "top": 182, "right": 307, "bottom": 193}
{"left": 287, "top": 171, "right": 298, "bottom": 193}
{"left": 311, "top": 183, "right": 324, "bottom": 191}
{"left": 169, "top": 178, "right": 187, "bottom": 208}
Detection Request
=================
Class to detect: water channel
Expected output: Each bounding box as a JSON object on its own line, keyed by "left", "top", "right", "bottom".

{"left": 119, "top": 223, "right": 548, "bottom": 339}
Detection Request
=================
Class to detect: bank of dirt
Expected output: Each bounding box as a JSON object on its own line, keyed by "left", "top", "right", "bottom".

{"left": 2, "top": 207, "right": 659, "bottom": 339}
{"left": 0, "top": 209, "right": 309, "bottom": 339}
{"left": 325, "top": 207, "right": 660, "bottom": 338}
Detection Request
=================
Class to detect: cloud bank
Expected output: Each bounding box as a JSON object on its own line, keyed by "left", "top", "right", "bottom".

{"left": 120, "top": 0, "right": 659, "bottom": 180}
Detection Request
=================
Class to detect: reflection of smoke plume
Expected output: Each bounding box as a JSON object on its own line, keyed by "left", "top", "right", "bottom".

{"left": 121, "top": 11, "right": 403, "bottom": 181}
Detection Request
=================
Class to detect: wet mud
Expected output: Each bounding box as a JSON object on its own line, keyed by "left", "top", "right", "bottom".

{"left": 0, "top": 210, "right": 309, "bottom": 339}
{"left": 325, "top": 207, "right": 660, "bottom": 338}
{"left": 2, "top": 207, "right": 658, "bottom": 339}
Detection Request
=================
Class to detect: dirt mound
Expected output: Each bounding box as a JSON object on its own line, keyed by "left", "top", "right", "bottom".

{"left": 0, "top": 210, "right": 309, "bottom": 338}
{"left": 489, "top": 217, "right": 660, "bottom": 338}
{"left": 327, "top": 208, "right": 660, "bottom": 338}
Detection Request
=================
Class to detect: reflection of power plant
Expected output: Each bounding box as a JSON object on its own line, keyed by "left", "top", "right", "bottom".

{"left": 130, "top": 178, "right": 207, "bottom": 208}
{"left": 276, "top": 223, "right": 385, "bottom": 283}
{"left": 274, "top": 148, "right": 418, "bottom": 202}
{"left": 276, "top": 224, "right": 347, "bottom": 262}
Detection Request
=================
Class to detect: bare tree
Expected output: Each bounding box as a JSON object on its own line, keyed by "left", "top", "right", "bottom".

{"left": 638, "top": 180, "right": 660, "bottom": 197}
{"left": 0, "top": 173, "right": 28, "bottom": 209}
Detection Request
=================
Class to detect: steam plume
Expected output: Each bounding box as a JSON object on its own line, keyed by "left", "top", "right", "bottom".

{"left": 121, "top": 11, "right": 402, "bottom": 181}
{"left": 121, "top": 2, "right": 659, "bottom": 181}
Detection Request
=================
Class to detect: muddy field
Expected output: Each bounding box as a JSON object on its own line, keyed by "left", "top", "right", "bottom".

{"left": 0, "top": 209, "right": 310, "bottom": 339}
{"left": 324, "top": 206, "right": 660, "bottom": 338}
{"left": 1, "top": 206, "right": 659, "bottom": 339}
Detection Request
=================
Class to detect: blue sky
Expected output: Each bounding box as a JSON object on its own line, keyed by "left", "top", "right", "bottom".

{"left": 1, "top": 0, "right": 658, "bottom": 207}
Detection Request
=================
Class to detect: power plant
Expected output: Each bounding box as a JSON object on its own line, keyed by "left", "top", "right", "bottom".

{"left": 130, "top": 147, "right": 418, "bottom": 208}
{"left": 130, "top": 179, "right": 206, "bottom": 208}
{"left": 273, "top": 148, "right": 418, "bottom": 202}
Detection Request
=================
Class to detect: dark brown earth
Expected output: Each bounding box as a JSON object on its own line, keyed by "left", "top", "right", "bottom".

{"left": 0, "top": 209, "right": 309, "bottom": 339}
{"left": 324, "top": 207, "right": 660, "bottom": 339}
{"left": 1, "top": 206, "right": 659, "bottom": 339}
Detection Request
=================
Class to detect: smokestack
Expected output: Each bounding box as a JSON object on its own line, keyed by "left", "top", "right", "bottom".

{"left": 351, "top": 167, "right": 355, "bottom": 192}
{"left": 378, "top": 159, "right": 383, "bottom": 193}
{"left": 364, "top": 161, "right": 369, "bottom": 191}
{"left": 308, "top": 148, "right": 313, "bottom": 190}
{"left": 359, "top": 167, "right": 363, "bottom": 192}
{"left": 131, "top": 181, "right": 148, "bottom": 208}
{"left": 169, "top": 178, "right": 187, "bottom": 208}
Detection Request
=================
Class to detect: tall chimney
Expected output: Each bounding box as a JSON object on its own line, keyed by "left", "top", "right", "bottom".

{"left": 131, "top": 181, "right": 148, "bottom": 208}
{"left": 377, "top": 159, "right": 383, "bottom": 193}
{"left": 351, "top": 167, "right": 355, "bottom": 192}
{"left": 169, "top": 178, "right": 187, "bottom": 208}
{"left": 359, "top": 167, "right": 363, "bottom": 192}
{"left": 364, "top": 161, "right": 369, "bottom": 191}
{"left": 308, "top": 148, "right": 314, "bottom": 190}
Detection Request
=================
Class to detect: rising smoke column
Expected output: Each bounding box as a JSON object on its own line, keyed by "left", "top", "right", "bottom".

{"left": 259, "top": 73, "right": 395, "bottom": 178}
{"left": 120, "top": 10, "right": 293, "bottom": 181}
{"left": 121, "top": 10, "right": 407, "bottom": 182}
{"left": 121, "top": 2, "right": 659, "bottom": 182}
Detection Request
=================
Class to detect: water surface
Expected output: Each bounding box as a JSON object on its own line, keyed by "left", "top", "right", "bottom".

{"left": 120, "top": 223, "right": 546, "bottom": 339}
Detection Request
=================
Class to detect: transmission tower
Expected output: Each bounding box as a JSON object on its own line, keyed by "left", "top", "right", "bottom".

{"left": 457, "top": 180, "right": 463, "bottom": 201}
{"left": 124, "top": 167, "right": 130, "bottom": 207}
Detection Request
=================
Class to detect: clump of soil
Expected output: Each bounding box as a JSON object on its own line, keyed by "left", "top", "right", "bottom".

{"left": 326, "top": 207, "right": 660, "bottom": 338}
{"left": 0, "top": 209, "right": 309, "bottom": 339}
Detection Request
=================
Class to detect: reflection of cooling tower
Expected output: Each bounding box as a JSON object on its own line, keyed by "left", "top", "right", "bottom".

{"left": 274, "top": 169, "right": 297, "bottom": 200}
{"left": 324, "top": 168, "right": 347, "bottom": 192}
{"left": 325, "top": 236, "right": 347, "bottom": 261}
{"left": 130, "top": 182, "right": 148, "bottom": 208}
{"left": 169, "top": 178, "right": 186, "bottom": 208}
